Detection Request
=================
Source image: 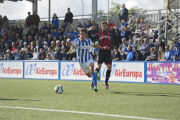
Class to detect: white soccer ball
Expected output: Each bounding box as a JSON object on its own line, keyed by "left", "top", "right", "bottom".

{"left": 54, "top": 85, "right": 64, "bottom": 94}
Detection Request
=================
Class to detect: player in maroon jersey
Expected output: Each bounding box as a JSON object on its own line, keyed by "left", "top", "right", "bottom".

{"left": 88, "top": 21, "right": 119, "bottom": 90}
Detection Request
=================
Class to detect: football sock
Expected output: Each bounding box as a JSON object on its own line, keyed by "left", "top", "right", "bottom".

{"left": 105, "top": 70, "right": 111, "bottom": 85}
{"left": 95, "top": 68, "right": 100, "bottom": 73}
{"left": 91, "top": 72, "right": 97, "bottom": 87}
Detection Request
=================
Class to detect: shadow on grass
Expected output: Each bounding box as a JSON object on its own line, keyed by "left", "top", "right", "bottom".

{"left": 110, "top": 92, "right": 180, "bottom": 97}
{"left": 0, "top": 98, "right": 41, "bottom": 101}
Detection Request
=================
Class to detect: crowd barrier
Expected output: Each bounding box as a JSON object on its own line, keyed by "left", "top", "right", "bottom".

{"left": 0, "top": 61, "right": 180, "bottom": 85}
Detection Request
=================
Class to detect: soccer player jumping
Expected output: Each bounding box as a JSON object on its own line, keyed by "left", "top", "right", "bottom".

{"left": 88, "top": 21, "right": 118, "bottom": 90}
{"left": 66, "top": 28, "right": 108, "bottom": 92}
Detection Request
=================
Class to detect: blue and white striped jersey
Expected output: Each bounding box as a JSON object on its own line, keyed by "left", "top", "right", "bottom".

{"left": 71, "top": 38, "right": 94, "bottom": 63}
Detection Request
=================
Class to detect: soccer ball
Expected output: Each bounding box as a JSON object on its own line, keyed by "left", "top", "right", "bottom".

{"left": 54, "top": 85, "right": 64, "bottom": 94}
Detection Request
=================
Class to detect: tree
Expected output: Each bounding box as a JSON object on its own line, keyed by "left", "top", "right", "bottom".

{"left": 129, "top": 6, "right": 147, "bottom": 16}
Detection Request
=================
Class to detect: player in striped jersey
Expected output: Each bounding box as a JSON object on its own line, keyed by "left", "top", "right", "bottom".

{"left": 66, "top": 28, "right": 108, "bottom": 92}
{"left": 88, "top": 21, "right": 119, "bottom": 90}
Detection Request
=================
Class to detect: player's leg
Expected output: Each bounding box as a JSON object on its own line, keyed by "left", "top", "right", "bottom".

{"left": 94, "top": 52, "right": 104, "bottom": 80}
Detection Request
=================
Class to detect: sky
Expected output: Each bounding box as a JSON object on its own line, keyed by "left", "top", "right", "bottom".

{"left": 0, "top": 0, "right": 164, "bottom": 20}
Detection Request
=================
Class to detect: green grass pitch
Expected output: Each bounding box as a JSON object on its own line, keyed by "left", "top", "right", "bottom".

{"left": 0, "top": 79, "right": 180, "bottom": 120}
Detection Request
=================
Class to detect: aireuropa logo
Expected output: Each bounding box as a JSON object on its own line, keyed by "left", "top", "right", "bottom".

{"left": 62, "top": 63, "right": 86, "bottom": 76}
{"left": 0, "top": 63, "right": 22, "bottom": 75}
{"left": 62, "top": 64, "right": 74, "bottom": 76}
{"left": 102, "top": 64, "right": 142, "bottom": 79}
{"left": 102, "top": 64, "right": 116, "bottom": 77}
{"left": 0, "top": 63, "right": 3, "bottom": 73}
{"left": 26, "top": 63, "right": 57, "bottom": 76}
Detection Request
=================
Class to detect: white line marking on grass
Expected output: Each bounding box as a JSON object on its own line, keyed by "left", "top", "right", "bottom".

{"left": 0, "top": 106, "right": 164, "bottom": 120}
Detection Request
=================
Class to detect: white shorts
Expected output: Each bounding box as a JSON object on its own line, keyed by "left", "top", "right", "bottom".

{"left": 79, "top": 58, "right": 94, "bottom": 74}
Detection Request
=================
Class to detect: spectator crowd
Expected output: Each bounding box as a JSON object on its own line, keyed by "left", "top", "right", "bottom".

{"left": 0, "top": 5, "right": 179, "bottom": 61}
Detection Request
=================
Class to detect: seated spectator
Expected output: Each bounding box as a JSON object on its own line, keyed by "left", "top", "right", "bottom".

{"left": 29, "top": 29, "right": 35, "bottom": 39}
{"left": 40, "top": 29, "right": 45, "bottom": 38}
{"left": 23, "top": 42, "right": 28, "bottom": 49}
{"left": 66, "top": 22, "right": 72, "bottom": 32}
{"left": 60, "top": 40, "right": 67, "bottom": 52}
{"left": 61, "top": 46, "right": 67, "bottom": 60}
{"left": 76, "top": 22, "right": 83, "bottom": 30}
{"left": 59, "top": 22, "right": 66, "bottom": 33}
{"left": 53, "top": 28, "right": 59, "bottom": 38}
{"left": 119, "top": 19, "right": 127, "bottom": 31}
{"left": 43, "top": 42, "right": 48, "bottom": 52}
{"left": 38, "top": 48, "right": 46, "bottom": 60}
{"left": 20, "top": 48, "right": 25, "bottom": 60}
{"left": 64, "top": 28, "right": 70, "bottom": 36}
{"left": 34, "top": 35, "right": 39, "bottom": 44}
{"left": 0, "top": 51, "right": 4, "bottom": 60}
{"left": 38, "top": 35, "right": 43, "bottom": 45}
{"left": 121, "top": 26, "right": 129, "bottom": 42}
{"left": 83, "top": 21, "right": 87, "bottom": 28}
{"left": 52, "top": 55, "right": 58, "bottom": 60}
{"left": 45, "top": 29, "right": 49, "bottom": 37}
{"left": 24, "top": 48, "right": 33, "bottom": 60}
{"left": 108, "top": 19, "right": 115, "bottom": 30}
{"left": 73, "top": 34, "right": 78, "bottom": 41}
{"left": 3, "top": 42, "right": 11, "bottom": 54}
{"left": 3, "top": 30, "right": 8, "bottom": 41}
{"left": 67, "top": 33, "right": 73, "bottom": 42}
{"left": 133, "top": 47, "right": 142, "bottom": 61}
{"left": 123, "top": 46, "right": 134, "bottom": 61}
{"left": 23, "top": 36, "right": 27, "bottom": 43}
{"left": 22, "top": 24, "right": 29, "bottom": 37}
{"left": 27, "top": 35, "right": 33, "bottom": 45}
{"left": 45, "top": 53, "right": 51, "bottom": 60}
{"left": 41, "top": 23, "right": 48, "bottom": 32}
{"left": 92, "top": 20, "right": 100, "bottom": 32}
{"left": 47, "top": 34, "right": 52, "bottom": 47}
{"left": 35, "top": 40, "right": 43, "bottom": 52}
{"left": 138, "top": 17, "right": 146, "bottom": 32}
{"left": 86, "top": 20, "right": 92, "bottom": 29}
{"left": 136, "top": 39, "right": 143, "bottom": 51}
{"left": 51, "top": 41, "right": 56, "bottom": 52}
{"left": 0, "top": 38, "right": 5, "bottom": 52}
{"left": 112, "top": 46, "right": 121, "bottom": 61}
{"left": 128, "top": 38, "right": 135, "bottom": 48}
{"left": 171, "top": 45, "right": 180, "bottom": 59}
{"left": 31, "top": 47, "right": 39, "bottom": 60}
{"left": 9, "top": 30, "right": 16, "bottom": 42}
{"left": 33, "top": 25, "right": 39, "bottom": 35}
{"left": 4, "top": 49, "right": 14, "bottom": 60}
{"left": 10, "top": 42, "right": 17, "bottom": 53}
{"left": 118, "top": 38, "right": 128, "bottom": 60}
{"left": 12, "top": 48, "right": 21, "bottom": 60}
{"left": 19, "top": 25, "right": 23, "bottom": 38}
{"left": 59, "top": 28, "right": 64, "bottom": 38}
{"left": 109, "top": 26, "right": 119, "bottom": 48}
{"left": 70, "top": 28, "right": 76, "bottom": 40}
{"left": 1, "top": 25, "right": 8, "bottom": 36}
{"left": 144, "top": 24, "right": 154, "bottom": 39}
{"left": 56, "top": 40, "right": 61, "bottom": 47}
{"left": 158, "top": 46, "right": 165, "bottom": 61}
{"left": 133, "top": 30, "right": 141, "bottom": 44}
{"left": 47, "top": 47, "right": 54, "bottom": 59}
{"left": 163, "top": 45, "right": 172, "bottom": 61}
{"left": 29, "top": 42, "right": 35, "bottom": 53}
{"left": 54, "top": 47, "right": 62, "bottom": 60}
{"left": 126, "top": 18, "right": 135, "bottom": 32}
{"left": 156, "top": 37, "right": 165, "bottom": 51}
{"left": 171, "top": 38, "right": 180, "bottom": 51}
{"left": 145, "top": 47, "right": 158, "bottom": 61}
{"left": 173, "top": 55, "right": 180, "bottom": 61}
{"left": 66, "top": 45, "right": 76, "bottom": 60}
{"left": 141, "top": 38, "right": 151, "bottom": 60}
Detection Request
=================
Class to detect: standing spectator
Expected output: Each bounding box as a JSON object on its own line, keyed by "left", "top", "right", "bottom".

{"left": 54, "top": 47, "right": 62, "bottom": 60}
{"left": 0, "top": 15, "right": 3, "bottom": 27}
{"left": 123, "top": 46, "right": 134, "bottom": 61}
{"left": 163, "top": 45, "right": 172, "bottom": 61}
{"left": 158, "top": 46, "right": 165, "bottom": 61}
{"left": 144, "top": 24, "right": 154, "bottom": 39}
{"left": 3, "top": 16, "right": 9, "bottom": 29}
{"left": 141, "top": 38, "right": 151, "bottom": 60}
{"left": 136, "top": 39, "right": 143, "bottom": 51}
{"left": 26, "top": 12, "right": 32, "bottom": 27}
{"left": 155, "top": 37, "right": 165, "bottom": 51}
{"left": 10, "top": 42, "right": 17, "bottom": 53}
{"left": 12, "top": 48, "right": 21, "bottom": 60}
{"left": 4, "top": 49, "right": 14, "bottom": 60}
{"left": 119, "top": 19, "right": 127, "bottom": 31}
{"left": 24, "top": 48, "right": 33, "bottom": 60}
{"left": 52, "top": 13, "right": 59, "bottom": 29}
{"left": 22, "top": 24, "right": 30, "bottom": 37}
{"left": 112, "top": 46, "right": 121, "bottom": 61}
{"left": 133, "top": 47, "right": 142, "bottom": 61}
{"left": 145, "top": 48, "right": 158, "bottom": 61}
{"left": 108, "top": 20, "right": 115, "bottom": 30}
{"left": 38, "top": 48, "right": 46, "bottom": 60}
{"left": 118, "top": 38, "right": 128, "bottom": 60}
{"left": 139, "top": 17, "right": 146, "bottom": 32}
{"left": 64, "top": 8, "right": 73, "bottom": 25}
{"left": 119, "top": 3, "right": 128, "bottom": 22}
{"left": 31, "top": 47, "right": 39, "bottom": 60}
{"left": 31, "top": 11, "right": 40, "bottom": 29}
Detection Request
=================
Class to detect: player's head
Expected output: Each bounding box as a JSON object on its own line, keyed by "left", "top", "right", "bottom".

{"left": 101, "top": 21, "right": 108, "bottom": 31}
{"left": 79, "top": 28, "right": 87, "bottom": 40}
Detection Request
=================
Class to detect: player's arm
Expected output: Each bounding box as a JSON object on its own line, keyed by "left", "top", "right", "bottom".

{"left": 66, "top": 38, "right": 73, "bottom": 46}
{"left": 92, "top": 44, "right": 108, "bottom": 50}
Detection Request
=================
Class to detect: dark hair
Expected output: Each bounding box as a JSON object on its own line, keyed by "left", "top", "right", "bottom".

{"left": 134, "top": 47, "right": 137, "bottom": 49}
{"left": 79, "top": 28, "right": 87, "bottom": 34}
{"left": 113, "top": 46, "right": 118, "bottom": 49}
{"left": 173, "top": 54, "right": 178, "bottom": 57}
{"left": 101, "top": 21, "right": 108, "bottom": 26}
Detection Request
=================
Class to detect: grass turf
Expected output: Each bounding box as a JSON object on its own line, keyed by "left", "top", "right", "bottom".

{"left": 0, "top": 79, "right": 180, "bottom": 120}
